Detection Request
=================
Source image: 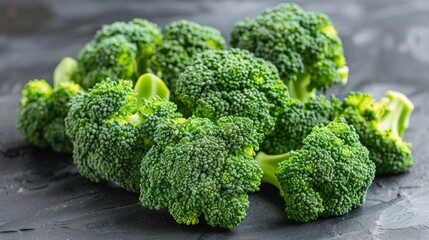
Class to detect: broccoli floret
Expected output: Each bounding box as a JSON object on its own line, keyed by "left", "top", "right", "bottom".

{"left": 139, "top": 116, "right": 263, "bottom": 229}
{"left": 176, "top": 49, "right": 290, "bottom": 137}
{"left": 16, "top": 58, "right": 82, "bottom": 153}
{"left": 256, "top": 119, "right": 375, "bottom": 222}
{"left": 231, "top": 3, "right": 348, "bottom": 102}
{"left": 341, "top": 91, "right": 414, "bottom": 174}
{"left": 262, "top": 95, "right": 342, "bottom": 154}
{"left": 153, "top": 20, "right": 225, "bottom": 96}
{"left": 78, "top": 19, "right": 162, "bottom": 90}
{"left": 65, "top": 74, "right": 179, "bottom": 193}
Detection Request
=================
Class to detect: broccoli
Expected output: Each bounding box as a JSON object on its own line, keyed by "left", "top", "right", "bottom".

{"left": 78, "top": 19, "right": 162, "bottom": 90}
{"left": 153, "top": 20, "right": 225, "bottom": 97}
{"left": 176, "top": 49, "right": 290, "bottom": 137}
{"left": 341, "top": 91, "right": 414, "bottom": 174}
{"left": 139, "top": 116, "right": 263, "bottom": 229}
{"left": 65, "top": 73, "right": 178, "bottom": 193}
{"left": 231, "top": 3, "right": 348, "bottom": 102}
{"left": 256, "top": 119, "right": 375, "bottom": 222}
{"left": 262, "top": 95, "right": 342, "bottom": 154}
{"left": 16, "top": 58, "right": 82, "bottom": 153}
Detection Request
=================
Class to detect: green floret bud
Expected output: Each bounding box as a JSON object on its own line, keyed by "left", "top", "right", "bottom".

{"left": 176, "top": 49, "right": 290, "bottom": 138}
{"left": 231, "top": 3, "right": 348, "bottom": 102}
{"left": 256, "top": 119, "right": 375, "bottom": 222}
{"left": 341, "top": 91, "right": 414, "bottom": 174}
{"left": 17, "top": 77, "right": 82, "bottom": 153}
{"left": 53, "top": 57, "right": 80, "bottom": 88}
{"left": 140, "top": 116, "right": 263, "bottom": 229}
{"left": 65, "top": 77, "right": 180, "bottom": 193}
{"left": 95, "top": 18, "right": 162, "bottom": 74}
{"left": 262, "top": 95, "right": 342, "bottom": 154}
{"left": 78, "top": 35, "right": 138, "bottom": 90}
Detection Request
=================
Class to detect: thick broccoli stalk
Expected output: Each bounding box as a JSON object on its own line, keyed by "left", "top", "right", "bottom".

{"left": 262, "top": 95, "right": 342, "bottom": 154}
{"left": 65, "top": 74, "right": 178, "bottom": 193}
{"left": 231, "top": 3, "right": 348, "bottom": 102}
{"left": 16, "top": 58, "right": 82, "bottom": 153}
{"left": 176, "top": 49, "right": 290, "bottom": 138}
{"left": 78, "top": 19, "right": 162, "bottom": 90}
{"left": 341, "top": 91, "right": 414, "bottom": 174}
{"left": 140, "top": 116, "right": 263, "bottom": 229}
{"left": 256, "top": 119, "right": 375, "bottom": 222}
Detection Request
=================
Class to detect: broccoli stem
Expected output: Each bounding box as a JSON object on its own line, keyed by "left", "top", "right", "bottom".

{"left": 137, "top": 45, "right": 156, "bottom": 75}
{"left": 286, "top": 74, "right": 316, "bottom": 102}
{"left": 376, "top": 91, "right": 414, "bottom": 137}
{"left": 255, "top": 151, "right": 290, "bottom": 190}
{"left": 134, "top": 73, "right": 170, "bottom": 108}
{"left": 53, "top": 57, "right": 79, "bottom": 88}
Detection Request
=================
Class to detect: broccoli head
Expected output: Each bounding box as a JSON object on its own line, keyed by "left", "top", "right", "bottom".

{"left": 65, "top": 74, "right": 178, "bottom": 193}
{"left": 176, "top": 49, "right": 290, "bottom": 137}
{"left": 153, "top": 20, "right": 225, "bottom": 95}
{"left": 78, "top": 19, "right": 162, "bottom": 90}
{"left": 262, "top": 95, "right": 342, "bottom": 154}
{"left": 341, "top": 91, "right": 414, "bottom": 174}
{"left": 16, "top": 58, "right": 82, "bottom": 153}
{"left": 139, "top": 116, "right": 263, "bottom": 229}
{"left": 256, "top": 119, "right": 375, "bottom": 222}
{"left": 231, "top": 3, "right": 348, "bottom": 102}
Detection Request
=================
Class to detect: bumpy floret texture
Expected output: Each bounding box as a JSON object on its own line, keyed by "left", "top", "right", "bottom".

{"left": 140, "top": 116, "right": 263, "bottom": 229}
{"left": 262, "top": 95, "right": 342, "bottom": 154}
{"left": 341, "top": 92, "right": 413, "bottom": 174}
{"left": 78, "top": 19, "right": 162, "bottom": 90}
{"left": 17, "top": 80, "right": 82, "bottom": 153}
{"left": 276, "top": 119, "right": 375, "bottom": 222}
{"left": 176, "top": 49, "right": 289, "bottom": 137}
{"left": 65, "top": 79, "right": 180, "bottom": 193}
{"left": 154, "top": 20, "right": 225, "bottom": 93}
{"left": 231, "top": 3, "right": 348, "bottom": 99}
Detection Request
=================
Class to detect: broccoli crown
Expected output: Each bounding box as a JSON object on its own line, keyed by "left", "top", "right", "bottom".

{"left": 176, "top": 48, "right": 290, "bottom": 137}
{"left": 65, "top": 78, "right": 180, "bottom": 193}
{"left": 139, "top": 116, "right": 263, "bottom": 229}
{"left": 341, "top": 91, "right": 414, "bottom": 174}
{"left": 262, "top": 95, "right": 342, "bottom": 154}
{"left": 257, "top": 119, "right": 375, "bottom": 222}
{"left": 78, "top": 35, "right": 138, "bottom": 90}
{"left": 17, "top": 80, "right": 82, "bottom": 153}
{"left": 78, "top": 19, "right": 162, "bottom": 90}
{"left": 231, "top": 3, "right": 348, "bottom": 102}
{"left": 153, "top": 20, "right": 225, "bottom": 93}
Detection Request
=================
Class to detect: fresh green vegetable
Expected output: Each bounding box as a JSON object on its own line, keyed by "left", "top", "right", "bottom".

{"left": 262, "top": 95, "right": 342, "bottom": 154}
{"left": 231, "top": 3, "right": 348, "bottom": 102}
{"left": 140, "top": 116, "right": 263, "bottom": 229}
{"left": 78, "top": 19, "right": 162, "bottom": 90}
{"left": 341, "top": 91, "right": 414, "bottom": 174}
{"left": 17, "top": 58, "right": 82, "bottom": 153}
{"left": 65, "top": 74, "right": 179, "bottom": 193}
{"left": 176, "top": 48, "right": 290, "bottom": 137}
{"left": 256, "top": 119, "right": 375, "bottom": 222}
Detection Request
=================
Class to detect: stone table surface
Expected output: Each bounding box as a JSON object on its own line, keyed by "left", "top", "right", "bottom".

{"left": 1, "top": 0, "right": 429, "bottom": 239}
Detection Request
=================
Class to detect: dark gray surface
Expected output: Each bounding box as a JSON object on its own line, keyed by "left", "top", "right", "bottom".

{"left": 1, "top": 0, "right": 429, "bottom": 239}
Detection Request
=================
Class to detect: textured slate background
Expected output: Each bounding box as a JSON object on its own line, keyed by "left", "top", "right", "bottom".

{"left": 1, "top": 0, "right": 429, "bottom": 239}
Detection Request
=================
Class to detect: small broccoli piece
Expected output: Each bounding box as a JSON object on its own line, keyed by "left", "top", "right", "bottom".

{"left": 65, "top": 74, "right": 179, "bottom": 193}
{"left": 53, "top": 57, "right": 80, "bottom": 88}
{"left": 176, "top": 49, "right": 290, "bottom": 137}
{"left": 262, "top": 95, "right": 342, "bottom": 154}
{"left": 231, "top": 3, "right": 348, "bottom": 102}
{"left": 140, "top": 116, "right": 263, "bottom": 229}
{"left": 153, "top": 20, "right": 225, "bottom": 95}
{"left": 78, "top": 19, "right": 162, "bottom": 90}
{"left": 95, "top": 18, "right": 162, "bottom": 74}
{"left": 341, "top": 91, "right": 414, "bottom": 174}
{"left": 16, "top": 58, "right": 82, "bottom": 153}
{"left": 256, "top": 119, "right": 375, "bottom": 222}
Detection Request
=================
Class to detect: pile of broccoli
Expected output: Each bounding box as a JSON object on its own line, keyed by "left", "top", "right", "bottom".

{"left": 16, "top": 2, "right": 415, "bottom": 229}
